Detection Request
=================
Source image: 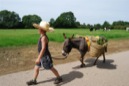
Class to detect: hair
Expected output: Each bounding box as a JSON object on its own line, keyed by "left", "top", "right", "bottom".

{"left": 39, "top": 29, "right": 46, "bottom": 34}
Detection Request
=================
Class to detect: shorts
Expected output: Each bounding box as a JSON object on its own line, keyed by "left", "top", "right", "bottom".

{"left": 36, "top": 55, "right": 53, "bottom": 70}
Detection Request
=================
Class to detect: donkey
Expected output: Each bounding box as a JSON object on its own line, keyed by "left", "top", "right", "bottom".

{"left": 62, "top": 33, "right": 106, "bottom": 67}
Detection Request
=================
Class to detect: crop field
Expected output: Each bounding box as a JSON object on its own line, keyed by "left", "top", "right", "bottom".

{"left": 0, "top": 29, "right": 129, "bottom": 47}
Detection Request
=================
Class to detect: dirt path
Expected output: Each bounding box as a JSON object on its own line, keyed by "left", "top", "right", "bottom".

{"left": 0, "top": 39, "right": 129, "bottom": 76}
{"left": 0, "top": 51, "right": 129, "bottom": 86}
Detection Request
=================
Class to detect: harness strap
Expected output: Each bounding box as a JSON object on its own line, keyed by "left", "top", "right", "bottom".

{"left": 85, "top": 37, "right": 91, "bottom": 51}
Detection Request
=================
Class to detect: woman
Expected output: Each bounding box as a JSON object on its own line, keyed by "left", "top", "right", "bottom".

{"left": 27, "top": 21, "right": 63, "bottom": 85}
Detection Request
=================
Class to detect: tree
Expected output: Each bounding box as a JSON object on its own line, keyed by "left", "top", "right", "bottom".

{"left": 54, "top": 11, "right": 77, "bottom": 28}
{"left": 80, "top": 23, "right": 87, "bottom": 28}
{"left": 111, "top": 21, "right": 129, "bottom": 30}
{"left": 85, "top": 24, "right": 92, "bottom": 29}
{"left": 22, "top": 15, "right": 41, "bottom": 28}
{"left": 75, "top": 21, "right": 81, "bottom": 28}
{"left": 0, "top": 10, "right": 21, "bottom": 28}
{"left": 49, "top": 18, "right": 55, "bottom": 27}
{"left": 102, "top": 21, "right": 110, "bottom": 29}
{"left": 94, "top": 23, "right": 101, "bottom": 30}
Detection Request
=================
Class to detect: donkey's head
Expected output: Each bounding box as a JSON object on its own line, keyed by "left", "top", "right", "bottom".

{"left": 62, "top": 33, "right": 74, "bottom": 58}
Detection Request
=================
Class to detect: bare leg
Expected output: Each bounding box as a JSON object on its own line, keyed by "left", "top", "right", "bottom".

{"left": 94, "top": 57, "right": 99, "bottom": 65}
{"left": 26, "top": 66, "right": 39, "bottom": 85}
{"left": 33, "top": 66, "right": 40, "bottom": 80}
{"left": 51, "top": 67, "right": 63, "bottom": 84}
{"left": 51, "top": 67, "right": 60, "bottom": 78}
{"left": 103, "top": 53, "right": 106, "bottom": 63}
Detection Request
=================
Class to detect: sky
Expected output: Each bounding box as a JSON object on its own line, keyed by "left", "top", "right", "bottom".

{"left": 0, "top": 0, "right": 129, "bottom": 24}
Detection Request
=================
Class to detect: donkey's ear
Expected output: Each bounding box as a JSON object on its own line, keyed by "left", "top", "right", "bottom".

{"left": 63, "top": 33, "right": 67, "bottom": 39}
{"left": 71, "top": 34, "right": 74, "bottom": 39}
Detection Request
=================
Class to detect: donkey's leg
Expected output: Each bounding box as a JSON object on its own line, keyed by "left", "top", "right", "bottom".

{"left": 93, "top": 56, "right": 99, "bottom": 65}
{"left": 103, "top": 53, "right": 106, "bottom": 63}
{"left": 80, "top": 54, "right": 86, "bottom": 67}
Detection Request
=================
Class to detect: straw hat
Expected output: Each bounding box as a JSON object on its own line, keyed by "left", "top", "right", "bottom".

{"left": 33, "top": 21, "right": 54, "bottom": 32}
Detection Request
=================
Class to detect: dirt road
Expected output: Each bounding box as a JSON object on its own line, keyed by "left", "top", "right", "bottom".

{"left": 0, "top": 51, "right": 129, "bottom": 86}
{"left": 0, "top": 39, "right": 129, "bottom": 76}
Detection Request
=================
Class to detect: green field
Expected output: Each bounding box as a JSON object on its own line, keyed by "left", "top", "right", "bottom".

{"left": 0, "top": 29, "right": 129, "bottom": 47}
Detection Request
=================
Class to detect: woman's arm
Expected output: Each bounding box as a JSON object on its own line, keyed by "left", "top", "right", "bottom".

{"left": 35, "top": 36, "right": 47, "bottom": 64}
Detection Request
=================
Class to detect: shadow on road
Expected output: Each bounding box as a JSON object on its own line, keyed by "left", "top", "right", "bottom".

{"left": 73, "top": 59, "right": 117, "bottom": 70}
{"left": 38, "top": 71, "right": 83, "bottom": 86}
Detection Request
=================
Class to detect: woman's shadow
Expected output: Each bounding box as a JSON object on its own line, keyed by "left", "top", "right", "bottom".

{"left": 38, "top": 71, "right": 83, "bottom": 86}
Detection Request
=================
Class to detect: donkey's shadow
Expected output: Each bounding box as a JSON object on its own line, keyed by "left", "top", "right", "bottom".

{"left": 73, "top": 59, "right": 117, "bottom": 70}
{"left": 38, "top": 71, "right": 83, "bottom": 86}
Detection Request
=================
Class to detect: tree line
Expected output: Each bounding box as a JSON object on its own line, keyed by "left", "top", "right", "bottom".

{"left": 0, "top": 10, "right": 129, "bottom": 29}
{"left": 0, "top": 10, "right": 41, "bottom": 29}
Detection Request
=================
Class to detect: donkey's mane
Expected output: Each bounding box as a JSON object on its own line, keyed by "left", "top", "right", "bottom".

{"left": 71, "top": 37, "right": 84, "bottom": 42}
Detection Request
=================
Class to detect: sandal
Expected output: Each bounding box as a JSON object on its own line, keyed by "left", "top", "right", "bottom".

{"left": 26, "top": 80, "right": 37, "bottom": 85}
{"left": 54, "top": 77, "right": 63, "bottom": 84}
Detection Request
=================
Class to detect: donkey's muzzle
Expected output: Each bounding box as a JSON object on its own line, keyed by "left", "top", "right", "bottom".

{"left": 62, "top": 50, "right": 68, "bottom": 58}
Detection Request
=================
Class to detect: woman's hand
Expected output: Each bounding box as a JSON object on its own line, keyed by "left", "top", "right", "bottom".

{"left": 35, "top": 58, "right": 40, "bottom": 64}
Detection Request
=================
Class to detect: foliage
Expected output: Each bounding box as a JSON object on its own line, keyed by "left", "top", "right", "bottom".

{"left": 49, "top": 18, "right": 55, "bottom": 27}
{"left": 102, "top": 21, "right": 111, "bottom": 28}
{"left": 22, "top": 15, "right": 41, "bottom": 28}
{"left": 94, "top": 24, "right": 101, "bottom": 30}
{"left": 75, "top": 21, "right": 81, "bottom": 28}
{"left": 54, "top": 11, "right": 77, "bottom": 28}
{"left": 111, "top": 21, "right": 129, "bottom": 30}
{"left": 0, "top": 10, "right": 129, "bottom": 29}
{"left": 0, "top": 10, "right": 21, "bottom": 28}
{"left": 79, "top": 23, "right": 87, "bottom": 28}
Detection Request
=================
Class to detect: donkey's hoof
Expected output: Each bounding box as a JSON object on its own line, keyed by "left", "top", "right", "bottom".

{"left": 80, "top": 64, "right": 85, "bottom": 68}
{"left": 103, "top": 61, "right": 106, "bottom": 63}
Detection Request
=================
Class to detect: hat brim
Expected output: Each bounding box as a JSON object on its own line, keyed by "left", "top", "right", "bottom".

{"left": 33, "top": 23, "right": 54, "bottom": 32}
